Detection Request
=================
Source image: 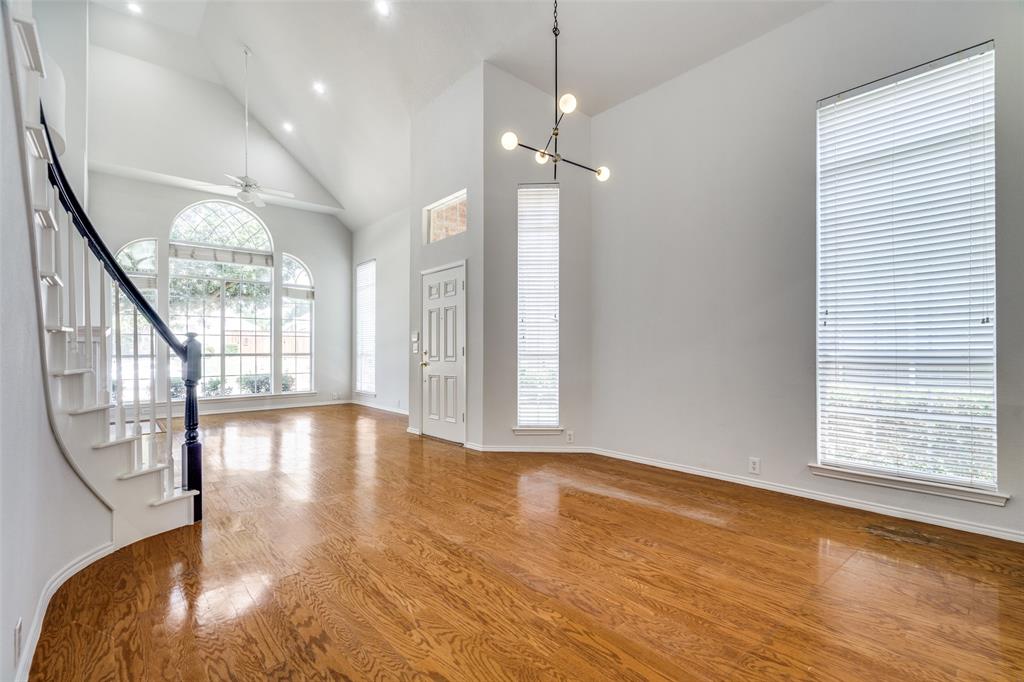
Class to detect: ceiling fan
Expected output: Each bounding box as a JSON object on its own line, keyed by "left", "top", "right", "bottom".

{"left": 219, "top": 46, "right": 295, "bottom": 208}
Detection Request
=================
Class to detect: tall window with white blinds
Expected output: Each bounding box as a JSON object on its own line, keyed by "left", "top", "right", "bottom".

{"left": 517, "top": 185, "right": 560, "bottom": 427}
{"left": 355, "top": 260, "right": 376, "bottom": 395}
{"left": 816, "top": 44, "right": 996, "bottom": 489}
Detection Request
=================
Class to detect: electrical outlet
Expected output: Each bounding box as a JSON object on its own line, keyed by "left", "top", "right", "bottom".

{"left": 566, "top": 430, "right": 575, "bottom": 444}
{"left": 748, "top": 457, "right": 761, "bottom": 475}
{"left": 396, "top": 399, "right": 402, "bottom": 408}
{"left": 331, "top": 391, "right": 340, "bottom": 401}
{"left": 14, "top": 618, "right": 22, "bottom": 667}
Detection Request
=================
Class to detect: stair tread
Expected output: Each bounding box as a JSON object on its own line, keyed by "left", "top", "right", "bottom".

{"left": 151, "top": 489, "right": 199, "bottom": 507}
{"left": 118, "top": 463, "right": 169, "bottom": 480}
{"left": 92, "top": 435, "right": 139, "bottom": 450}
{"left": 39, "top": 271, "right": 64, "bottom": 286}
{"left": 67, "top": 403, "right": 115, "bottom": 416}
{"left": 51, "top": 367, "right": 92, "bottom": 377}
{"left": 45, "top": 325, "right": 73, "bottom": 333}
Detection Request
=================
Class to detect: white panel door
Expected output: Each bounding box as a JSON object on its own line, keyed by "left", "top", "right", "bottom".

{"left": 421, "top": 264, "right": 466, "bottom": 443}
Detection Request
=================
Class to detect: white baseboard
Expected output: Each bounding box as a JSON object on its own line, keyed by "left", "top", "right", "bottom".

{"left": 347, "top": 400, "right": 409, "bottom": 416}
{"left": 194, "top": 397, "right": 348, "bottom": 418}
{"left": 463, "top": 441, "right": 584, "bottom": 453}
{"left": 414, "top": 430, "right": 1023, "bottom": 544}
{"left": 15, "top": 541, "right": 116, "bottom": 682}
{"left": 406, "top": 426, "right": 421, "bottom": 435}
{"left": 589, "top": 446, "right": 1024, "bottom": 544}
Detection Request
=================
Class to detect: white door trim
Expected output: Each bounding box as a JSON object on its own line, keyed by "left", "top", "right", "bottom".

{"left": 419, "top": 262, "right": 467, "bottom": 444}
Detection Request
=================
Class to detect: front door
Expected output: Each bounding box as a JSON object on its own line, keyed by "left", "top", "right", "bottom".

{"left": 420, "top": 264, "right": 466, "bottom": 443}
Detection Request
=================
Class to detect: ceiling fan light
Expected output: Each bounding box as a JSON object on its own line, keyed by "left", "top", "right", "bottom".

{"left": 595, "top": 166, "right": 611, "bottom": 182}
{"left": 237, "top": 190, "right": 254, "bottom": 203}
{"left": 558, "top": 93, "right": 577, "bottom": 114}
{"left": 501, "top": 131, "right": 519, "bottom": 151}
{"left": 535, "top": 151, "right": 549, "bottom": 165}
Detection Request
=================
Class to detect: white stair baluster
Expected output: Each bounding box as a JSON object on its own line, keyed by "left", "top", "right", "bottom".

{"left": 114, "top": 285, "right": 126, "bottom": 440}
{"left": 98, "top": 269, "right": 109, "bottom": 404}
{"left": 149, "top": 329, "right": 157, "bottom": 466}
{"left": 165, "top": 345, "right": 174, "bottom": 497}
{"left": 83, "top": 242, "right": 93, "bottom": 403}
{"left": 132, "top": 307, "right": 141, "bottom": 467}
{"left": 66, "top": 219, "right": 77, "bottom": 363}
{"left": 54, "top": 207, "right": 65, "bottom": 327}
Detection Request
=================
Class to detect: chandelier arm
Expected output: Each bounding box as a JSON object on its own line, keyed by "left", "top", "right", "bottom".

{"left": 559, "top": 157, "right": 599, "bottom": 174}
{"left": 542, "top": 112, "right": 566, "bottom": 153}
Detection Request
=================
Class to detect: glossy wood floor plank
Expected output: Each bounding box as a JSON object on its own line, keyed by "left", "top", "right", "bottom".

{"left": 31, "top": 405, "right": 1024, "bottom": 681}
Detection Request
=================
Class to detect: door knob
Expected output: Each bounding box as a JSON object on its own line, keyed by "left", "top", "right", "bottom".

{"left": 420, "top": 361, "right": 429, "bottom": 367}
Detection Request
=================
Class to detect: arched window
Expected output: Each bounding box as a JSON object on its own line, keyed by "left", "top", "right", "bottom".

{"left": 168, "top": 201, "right": 273, "bottom": 397}
{"left": 113, "top": 240, "right": 158, "bottom": 404}
{"left": 281, "top": 254, "right": 314, "bottom": 392}
{"left": 169, "top": 201, "right": 273, "bottom": 251}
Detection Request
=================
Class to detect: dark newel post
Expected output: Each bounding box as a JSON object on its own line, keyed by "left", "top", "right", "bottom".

{"left": 182, "top": 332, "right": 203, "bottom": 522}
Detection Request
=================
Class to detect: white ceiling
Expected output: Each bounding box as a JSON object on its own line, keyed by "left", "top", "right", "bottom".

{"left": 93, "top": 1, "right": 821, "bottom": 229}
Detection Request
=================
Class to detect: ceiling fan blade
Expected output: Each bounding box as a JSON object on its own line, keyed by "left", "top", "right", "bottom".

{"left": 224, "top": 173, "right": 244, "bottom": 186}
{"left": 256, "top": 187, "right": 296, "bottom": 199}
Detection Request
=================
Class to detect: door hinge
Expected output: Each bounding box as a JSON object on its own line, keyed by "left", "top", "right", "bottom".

{"left": 461, "top": 346, "right": 465, "bottom": 356}
{"left": 461, "top": 280, "right": 465, "bottom": 290}
{"left": 462, "top": 412, "right": 465, "bottom": 422}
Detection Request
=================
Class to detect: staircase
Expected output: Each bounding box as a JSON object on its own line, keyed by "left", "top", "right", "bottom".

{"left": 8, "top": 11, "right": 202, "bottom": 549}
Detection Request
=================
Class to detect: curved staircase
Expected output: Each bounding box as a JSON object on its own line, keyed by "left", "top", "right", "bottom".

{"left": 9, "top": 10, "right": 203, "bottom": 550}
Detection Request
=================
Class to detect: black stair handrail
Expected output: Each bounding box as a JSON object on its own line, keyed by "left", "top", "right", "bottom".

{"left": 40, "top": 109, "right": 186, "bottom": 361}
{"left": 39, "top": 107, "right": 204, "bottom": 522}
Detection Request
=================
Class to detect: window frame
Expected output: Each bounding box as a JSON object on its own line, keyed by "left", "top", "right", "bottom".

{"left": 515, "top": 183, "right": 561, "bottom": 430}
{"left": 280, "top": 253, "right": 315, "bottom": 394}
{"left": 812, "top": 43, "right": 1004, "bottom": 503}
{"left": 423, "top": 189, "right": 468, "bottom": 244}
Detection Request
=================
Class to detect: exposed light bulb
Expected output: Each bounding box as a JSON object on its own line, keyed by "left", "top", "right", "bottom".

{"left": 558, "top": 93, "right": 577, "bottom": 114}
{"left": 282, "top": 121, "right": 295, "bottom": 133}
{"left": 375, "top": 0, "right": 391, "bottom": 17}
{"left": 312, "top": 81, "right": 326, "bottom": 95}
{"left": 595, "top": 166, "right": 611, "bottom": 182}
{"left": 126, "top": 2, "right": 142, "bottom": 15}
{"left": 501, "top": 131, "right": 519, "bottom": 151}
{"left": 535, "top": 151, "right": 549, "bottom": 165}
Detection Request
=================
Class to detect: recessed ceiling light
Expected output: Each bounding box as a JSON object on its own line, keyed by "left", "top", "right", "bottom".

{"left": 312, "top": 81, "right": 326, "bottom": 96}
{"left": 375, "top": 0, "right": 391, "bottom": 17}
{"left": 282, "top": 121, "right": 294, "bottom": 133}
{"left": 126, "top": 2, "right": 142, "bottom": 15}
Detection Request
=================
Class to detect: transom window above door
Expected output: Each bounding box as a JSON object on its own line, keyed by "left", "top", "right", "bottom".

{"left": 425, "top": 189, "right": 468, "bottom": 243}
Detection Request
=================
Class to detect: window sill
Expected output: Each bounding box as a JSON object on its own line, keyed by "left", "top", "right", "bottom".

{"left": 808, "top": 463, "right": 1010, "bottom": 507}
{"left": 512, "top": 426, "right": 564, "bottom": 436}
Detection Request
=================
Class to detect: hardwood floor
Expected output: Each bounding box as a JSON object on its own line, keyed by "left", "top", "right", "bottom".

{"left": 31, "top": 405, "right": 1024, "bottom": 681}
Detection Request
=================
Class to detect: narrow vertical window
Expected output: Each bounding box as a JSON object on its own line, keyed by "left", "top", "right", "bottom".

{"left": 517, "top": 185, "right": 559, "bottom": 427}
{"left": 816, "top": 44, "right": 996, "bottom": 488}
{"left": 355, "top": 260, "right": 376, "bottom": 394}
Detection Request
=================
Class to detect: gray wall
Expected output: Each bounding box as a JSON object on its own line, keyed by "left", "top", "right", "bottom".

{"left": 408, "top": 65, "right": 485, "bottom": 441}
{"left": 89, "top": 172, "right": 353, "bottom": 411}
{"left": 353, "top": 210, "right": 410, "bottom": 414}
{"left": 1, "top": 13, "right": 112, "bottom": 679}
{"left": 481, "top": 63, "right": 593, "bottom": 449}
{"left": 590, "top": 1, "right": 1024, "bottom": 539}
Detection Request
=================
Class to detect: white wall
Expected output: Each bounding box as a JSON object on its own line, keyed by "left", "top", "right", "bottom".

{"left": 1, "top": 10, "right": 112, "bottom": 680}
{"left": 481, "top": 62, "right": 593, "bottom": 449}
{"left": 34, "top": 0, "right": 88, "bottom": 200}
{"left": 88, "top": 172, "right": 353, "bottom": 411}
{"left": 352, "top": 209, "right": 410, "bottom": 414}
{"left": 408, "top": 65, "right": 485, "bottom": 441}
{"left": 590, "top": 1, "right": 1024, "bottom": 539}
{"left": 88, "top": 44, "right": 340, "bottom": 210}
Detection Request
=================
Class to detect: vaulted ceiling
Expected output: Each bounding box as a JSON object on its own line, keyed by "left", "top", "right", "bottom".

{"left": 92, "top": 1, "right": 820, "bottom": 230}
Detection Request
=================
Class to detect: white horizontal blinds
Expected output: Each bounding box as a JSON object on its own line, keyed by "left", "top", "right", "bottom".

{"left": 355, "top": 260, "right": 376, "bottom": 394}
{"left": 517, "top": 185, "right": 559, "bottom": 426}
{"left": 817, "top": 45, "right": 996, "bottom": 488}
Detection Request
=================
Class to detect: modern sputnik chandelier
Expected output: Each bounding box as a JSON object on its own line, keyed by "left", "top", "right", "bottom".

{"left": 500, "top": 0, "right": 610, "bottom": 182}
